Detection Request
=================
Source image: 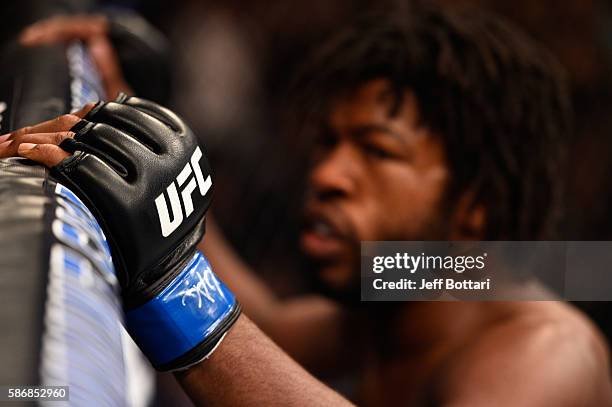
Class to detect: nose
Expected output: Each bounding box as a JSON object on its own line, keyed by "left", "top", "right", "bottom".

{"left": 309, "top": 142, "right": 357, "bottom": 201}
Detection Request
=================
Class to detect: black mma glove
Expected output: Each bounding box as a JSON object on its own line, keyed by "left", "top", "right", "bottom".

{"left": 50, "top": 94, "right": 240, "bottom": 371}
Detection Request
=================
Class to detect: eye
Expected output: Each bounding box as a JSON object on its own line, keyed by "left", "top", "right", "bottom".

{"left": 314, "top": 131, "right": 338, "bottom": 150}
{"left": 364, "top": 143, "right": 393, "bottom": 159}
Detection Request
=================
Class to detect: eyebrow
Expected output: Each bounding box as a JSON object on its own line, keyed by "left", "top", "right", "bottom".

{"left": 347, "top": 124, "right": 408, "bottom": 145}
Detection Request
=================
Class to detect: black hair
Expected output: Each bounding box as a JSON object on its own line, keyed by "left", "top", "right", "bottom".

{"left": 292, "top": 5, "right": 572, "bottom": 240}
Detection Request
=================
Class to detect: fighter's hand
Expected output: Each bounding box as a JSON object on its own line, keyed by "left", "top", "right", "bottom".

{"left": 41, "top": 95, "right": 239, "bottom": 371}
{"left": 20, "top": 15, "right": 132, "bottom": 98}
{"left": 0, "top": 103, "right": 95, "bottom": 165}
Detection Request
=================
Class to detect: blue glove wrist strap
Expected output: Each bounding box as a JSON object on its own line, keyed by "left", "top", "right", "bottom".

{"left": 125, "top": 252, "right": 238, "bottom": 367}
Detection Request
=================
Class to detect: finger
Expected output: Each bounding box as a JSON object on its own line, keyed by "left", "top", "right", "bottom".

{"left": 0, "top": 131, "right": 74, "bottom": 158}
{"left": 17, "top": 143, "right": 71, "bottom": 168}
{"left": 72, "top": 102, "right": 97, "bottom": 118}
{"left": 88, "top": 35, "right": 133, "bottom": 98}
{"left": 20, "top": 15, "right": 107, "bottom": 45}
{"left": 2, "top": 107, "right": 93, "bottom": 140}
{"left": 0, "top": 104, "right": 93, "bottom": 144}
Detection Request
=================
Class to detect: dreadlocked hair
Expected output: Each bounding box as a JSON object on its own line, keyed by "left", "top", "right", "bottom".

{"left": 290, "top": 5, "right": 572, "bottom": 240}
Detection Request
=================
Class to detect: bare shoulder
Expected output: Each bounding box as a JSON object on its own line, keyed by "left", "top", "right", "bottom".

{"left": 436, "top": 302, "right": 612, "bottom": 407}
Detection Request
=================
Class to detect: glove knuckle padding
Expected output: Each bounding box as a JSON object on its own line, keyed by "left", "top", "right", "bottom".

{"left": 122, "top": 96, "right": 186, "bottom": 134}
{"left": 88, "top": 101, "right": 170, "bottom": 153}
{"left": 50, "top": 96, "right": 213, "bottom": 305}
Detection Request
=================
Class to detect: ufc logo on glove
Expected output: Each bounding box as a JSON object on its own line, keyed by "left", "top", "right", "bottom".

{"left": 155, "top": 146, "right": 212, "bottom": 237}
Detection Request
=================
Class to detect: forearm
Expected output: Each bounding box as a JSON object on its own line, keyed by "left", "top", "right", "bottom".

{"left": 175, "top": 315, "right": 353, "bottom": 407}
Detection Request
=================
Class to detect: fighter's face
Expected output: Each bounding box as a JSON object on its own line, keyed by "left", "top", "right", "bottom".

{"left": 300, "top": 79, "right": 449, "bottom": 289}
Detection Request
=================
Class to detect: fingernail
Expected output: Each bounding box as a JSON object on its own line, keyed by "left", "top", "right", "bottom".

{"left": 88, "top": 42, "right": 103, "bottom": 56}
{"left": 17, "top": 143, "right": 36, "bottom": 154}
{"left": 0, "top": 134, "right": 10, "bottom": 143}
{"left": 0, "top": 140, "right": 13, "bottom": 149}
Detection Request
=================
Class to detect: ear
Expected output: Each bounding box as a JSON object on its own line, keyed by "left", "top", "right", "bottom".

{"left": 448, "top": 192, "right": 486, "bottom": 240}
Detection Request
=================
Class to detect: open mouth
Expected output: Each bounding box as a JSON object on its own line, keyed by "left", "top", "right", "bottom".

{"left": 300, "top": 209, "right": 350, "bottom": 260}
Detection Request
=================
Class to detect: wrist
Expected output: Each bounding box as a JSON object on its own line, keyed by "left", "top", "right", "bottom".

{"left": 125, "top": 251, "right": 241, "bottom": 371}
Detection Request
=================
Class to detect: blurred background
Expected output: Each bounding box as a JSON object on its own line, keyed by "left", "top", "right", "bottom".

{"left": 3, "top": 0, "right": 612, "bottom": 345}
